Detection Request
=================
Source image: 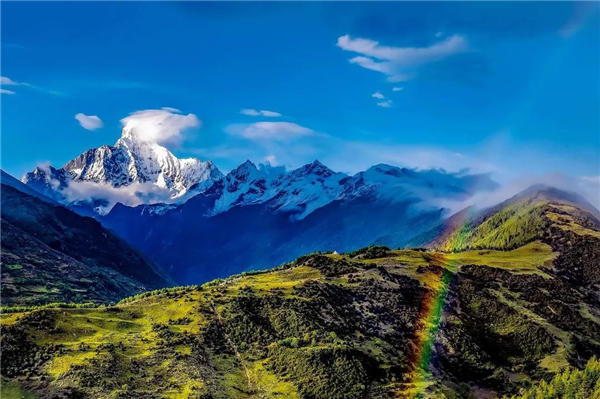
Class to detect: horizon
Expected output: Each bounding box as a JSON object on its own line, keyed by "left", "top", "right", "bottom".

{"left": 2, "top": 3, "right": 599, "bottom": 189}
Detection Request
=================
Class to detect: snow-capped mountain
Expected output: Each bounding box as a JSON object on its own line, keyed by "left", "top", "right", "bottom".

{"left": 22, "top": 125, "right": 223, "bottom": 213}
{"left": 180, "top": 160, "right": 497, "bottom": 220}
{"left": 100, "top": 162, "right": 499, "bottom": 284}
{"left": 339, "top": 164, "right": 499, "bottom": 202}
{"left": 203, "top": 160, "right": 347, "bottom": 219}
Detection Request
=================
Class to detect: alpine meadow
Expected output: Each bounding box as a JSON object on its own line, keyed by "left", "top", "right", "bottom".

{"left": 1, "top": 2, "right": 599, "bottom": 399}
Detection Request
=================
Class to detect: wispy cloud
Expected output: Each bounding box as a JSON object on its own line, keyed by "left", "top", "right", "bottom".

{"left": 0, "top": 75, "right": 63, "bottom": 96}
{"left": 392, "top": 87, "right": 404, "bottom": 92}
{"left": 264, "top": 155, "right": 278, "bottom": 166}
{"left": 75, "top": 113, "right": 104, "bottom": 131}
{"left": 337, "top": 34, "right": 468, "bottom": 82}
{"left": 1, "top": 76, "right": 21, "bottom": 86}
{"left": 372, "top": 91, "right": 392, "bottom": 107}
{"left": 227, "top": 121, "right": 314, "bottom": 141}
{"left": 1, "top": 42, "right": 24, "bottom": 50}
{"left": 240, "top": 109, "right": 282, "bottom": 117}
{"left": 0, "top": 76, "right": 32, "bottom": 95}
{"left": 161, "top": 107, "right": 181, "bottom": 113}
{"left": 581, "top": 175, "right": 600, "bottom": 184}
{"left": 121, "top": 108, "right": 201, "bottom": 146}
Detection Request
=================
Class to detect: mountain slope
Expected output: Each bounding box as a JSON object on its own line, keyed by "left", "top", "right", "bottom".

{"left": 1, "top": 180, "right": 171, "bottom": 306}
{"left": 1, "top": 170, "right": 57, "bottom": 204}
{"left": 101, "top": 164, "right": 496, "bottom": 284}
{"left": 421, "top": 185, "right": 600, "bottom": 253}
{"left": 2, "top": 217, "right": 599, "bottom": 399}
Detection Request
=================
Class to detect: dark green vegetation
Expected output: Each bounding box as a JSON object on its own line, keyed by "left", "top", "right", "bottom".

{"left": 1, "top": 186, "right": 599, "bottom": 398}
{"left": 1, "top": 183, "right": 171, "bottom": 306}
{"left": 509, "top": 357, "right": 600, "bottom": 399}
{"left": 422, "top": 185, "right": 600, "bottom": 253}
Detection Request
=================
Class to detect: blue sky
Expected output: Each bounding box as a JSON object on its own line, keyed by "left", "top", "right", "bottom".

{"left": 1, "top": 2, "right": 599, "bottom": 188}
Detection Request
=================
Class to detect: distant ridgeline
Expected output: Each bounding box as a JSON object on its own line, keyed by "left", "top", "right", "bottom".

{"left": 18, "top": 129, "right": 500, "bottom": 284}
{"left": 1, "top": 174, "right": 600, "bottom": 398}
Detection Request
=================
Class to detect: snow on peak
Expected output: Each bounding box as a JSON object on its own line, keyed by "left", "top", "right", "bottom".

{"left": 22, "top": 125, "right": 223, "bottom": 212}
{"left": 207, "top": 159, "right": 346, "bottom": 219}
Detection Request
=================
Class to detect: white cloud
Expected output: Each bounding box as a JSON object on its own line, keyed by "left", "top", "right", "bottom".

{"left": 377, "top": 100, "right": 393, "bottom": 108}
{"left": 392, "top": 87, "right": 404, "bottom": 92}
{"left": 337, "top": 34, "right": 468, "bottom": 81}
{"left": 120, "top": 108, "right": 201, "bottom": 146}
{"left": 227, "top": 121, "right": 314, "bottom": 141}
{"left": 0, "top": 76, "right": 19, "bottom": 85}
{"left": 372, "top": 91, "right": 385, "bottom": 99}
{"left": 240, "top": 109, "right": 282, "bottom": 117}
{"left": 1, "top": 76, "right": 29, "bottom": 94}
{"left": 161, "top": 107, "right": 181, "bottom": 113}
{"left": 75, "top": 113, "right": 104, "bottom": 131}
{"left": 0, "top": 76, "right": 62, "bottom": 96}
{"left": 62, "top": 180, "right": 178, "bottom": 214}
{"left": 264, "top": 155, "right": 278, "bottom": 166}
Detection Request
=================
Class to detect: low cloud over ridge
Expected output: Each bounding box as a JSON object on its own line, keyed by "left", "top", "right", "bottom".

{"left": 120, "top": 108, "right": 201, "bottom": 146}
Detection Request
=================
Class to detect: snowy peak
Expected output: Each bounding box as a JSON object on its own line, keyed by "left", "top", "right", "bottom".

{"left": 204, "top": 159, "right": 347, "bottom": 219}
{"left": 269, "top": 160, "right": 346, "bottom": 217}
{"left": 109, "top": 129, "right": 222, "bottom": 195}
{"left": 22, "top": 126, "right": 224, "bottom": 212}
{"left": 229, "top": 160, "right": 259, "bottom": 182}
{"left": 290, "top": 160, "right": 335, "bottom": 179}
{"left": 341, "top": 164, "right": 498, "bottom": 200}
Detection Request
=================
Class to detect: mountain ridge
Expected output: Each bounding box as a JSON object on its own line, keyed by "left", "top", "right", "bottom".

{"left": 99, "top": 164, "right": 499, "bottom": 284}
{"left": 419, "top": 184, "right": 600, "bottom": 253}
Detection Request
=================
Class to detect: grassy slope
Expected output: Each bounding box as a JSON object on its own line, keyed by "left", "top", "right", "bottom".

{"left": 2, "top": 234, "right": 599, "bottom": 399}
{"left": 426, "top": 187, "right": 600, "bottom": 253}
{"left": 508, "top": 357, "right": 600, "bottom": 399}
{"left": 2, "top": 187, "right": 599, "bottom": 399}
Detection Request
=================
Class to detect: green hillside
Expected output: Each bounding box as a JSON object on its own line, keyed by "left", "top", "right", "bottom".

{"left": 1, "top": 184, "right": 171, "bottom": 306}
{"left": 426, "top": 186, "right": 600, "bottom": 253}
{"left": 2, "top": 186, "right": 599, "bottom": 399}
{"left": 508, "top": 357, "right": 600, "bottom": 399}
{"left": 2, "top": 241, "right": 600, "bottom": 398}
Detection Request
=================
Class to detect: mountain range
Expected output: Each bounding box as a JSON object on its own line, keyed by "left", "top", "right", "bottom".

{"left": 19, "top": 126, "right": 500, "bottom": 284}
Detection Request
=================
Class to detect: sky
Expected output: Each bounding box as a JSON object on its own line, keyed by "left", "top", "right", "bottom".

{"left": 1, "top": 2, "right": 599, "bottom": 196}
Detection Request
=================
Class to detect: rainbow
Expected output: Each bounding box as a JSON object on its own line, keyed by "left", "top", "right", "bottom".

{"left": 402, "top": 6, "right": 598, "bottom": 394}
{"left": 407, "top": 210, "right": 473, "bottom": 396}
